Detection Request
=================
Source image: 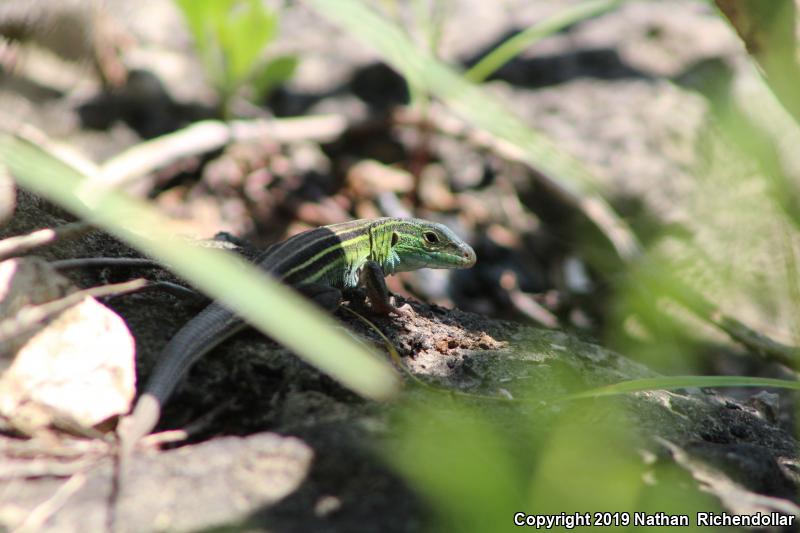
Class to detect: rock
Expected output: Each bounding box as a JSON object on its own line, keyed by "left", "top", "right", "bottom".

{"left": 0, "top": 257, "right": 135, "bottom": 433}
{"left": 346, "top": 159, "right": 414, "bottom": 198}
{"left": 0, "top": 433, "right": 313, "bottom": 533}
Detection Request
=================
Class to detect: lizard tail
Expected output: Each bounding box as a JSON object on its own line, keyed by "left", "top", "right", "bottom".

{"left": 120, "top": 303, "right": 247, "bottom": 447}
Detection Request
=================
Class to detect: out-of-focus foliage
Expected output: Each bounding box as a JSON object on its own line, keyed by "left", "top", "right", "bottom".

{"left": 310, "top": 0, "right": 800, "bottom": 526}
{"left": 590, "top": 2, "right": 800, "bottom": 377}
{"left": 388, "top": 393, "right": 720, "bottom": 533}
{"left": 175, "top": 0, "right": 297, "bottom": 116}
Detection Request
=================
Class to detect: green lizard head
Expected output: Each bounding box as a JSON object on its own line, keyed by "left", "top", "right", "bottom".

{"left": 386, "top": 219, "right": 476, "bottom": 273}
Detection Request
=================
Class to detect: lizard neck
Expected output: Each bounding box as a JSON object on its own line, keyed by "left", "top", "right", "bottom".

{"left": 368, "top": 220, "right": 401, "bottom": 275}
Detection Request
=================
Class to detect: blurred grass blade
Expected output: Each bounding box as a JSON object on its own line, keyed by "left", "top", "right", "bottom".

{"left": 307, "top": 0, "right": 641, "bottom": 261}
{"left": 716, "top": 0, "right": 800, "bottom": 125}
{"left": 466, "top": 0, "right": 622, "bottom": 83}
{"left": 561, "top": 375, "right": 800, "bottom": 401}
{"left": 388, "top": 397, "right": 526, "bottom": 532}
{"left": 0, "top": 133, "right": 399, "bottom": 400}
{"left": 527, "top": 402, "right": 642, "bottom": 515}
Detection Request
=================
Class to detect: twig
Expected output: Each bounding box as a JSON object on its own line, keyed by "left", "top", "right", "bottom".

{"left": 174, "top": 398, "right": 236, "bottom": 440}
{"left": 0, "top": 164, "right": 15, "bottom": 226}
{"left": 499, "top": 270, "right": 560, "bottom": 328}
{"left": 51, "top": 259, "right": 201, "bottom": 299}
{"left": 14, "top": 124, "right": 102, "bottom": 180}
{"left": 12, "top": 472, "right": 86, "bottom": 533}
{"left": 653, "top": 270, "right": 800, "bottom": 368}
{"left": 0, "top": 278, "right": 147, "bottom": 343}
{"left": 98, "top": 115, "right": 348, "bottom": 189}
{"left": 507, "top": 291, "right": 560, "bottom": 329}
{"left": 0, "top": 438, "right": 108, "bottom": 458}
{"left": 712, "top": 314, "right": 800, "bottom": 368}
{"left": 141, "top": 429, "right": 188, "bottom": 447}
{"left": 139, "top": 281, "right": 200, "bottom": 300}
{"left": 0, "top": 458, "right": 97, "bottom": 480}
{"left": 108, "top": 426, "right": 190, "bottom": 533}
{"left": 0, "top": 222, "right": 92, "bottom": 261}
{"left": 50, "top": 257, "right": 158, "bottom": 270}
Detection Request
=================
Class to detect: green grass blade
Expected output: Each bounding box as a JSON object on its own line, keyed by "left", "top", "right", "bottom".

{"left": 0, "top": 134, "right": 399, "bottom": 400}
{"left": 466, "top": 0, "right": 623, "bottom": 83}
{"left": 306, "top": 0, "right": 641, "bottom": 260}
{"left": 560, "top": 375, "right": 800, "bottom": 401}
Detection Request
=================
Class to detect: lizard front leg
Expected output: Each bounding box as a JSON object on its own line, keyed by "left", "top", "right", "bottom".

{"left": 361, "top": 260, "right": 412, "bottom": 316}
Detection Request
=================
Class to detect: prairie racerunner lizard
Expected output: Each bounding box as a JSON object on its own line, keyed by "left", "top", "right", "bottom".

{"left": 118, "top": 217, "right": 476, "bottom": 452}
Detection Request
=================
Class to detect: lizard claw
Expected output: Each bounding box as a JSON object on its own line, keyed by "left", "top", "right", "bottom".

{"left": 367, "top": 298, "right": 413, "bottom": 316}
{"left": 391, "top": 303, "right": 414, "bottom": 317}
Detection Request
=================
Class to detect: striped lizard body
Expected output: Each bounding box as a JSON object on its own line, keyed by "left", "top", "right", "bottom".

{"left": 119, "top": 217, "right": 476, "bottom": 450}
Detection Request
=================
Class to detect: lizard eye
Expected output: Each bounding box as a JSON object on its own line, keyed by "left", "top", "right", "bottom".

{"left": 391, "top": 232, "right": 399, "bottom": 247}
{"left": 423, "top": 232, "right": 439, "bottom": 244}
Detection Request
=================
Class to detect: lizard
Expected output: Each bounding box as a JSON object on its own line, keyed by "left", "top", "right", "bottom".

{"left": 117, "top": 217, "right": 476, "bottom": 452}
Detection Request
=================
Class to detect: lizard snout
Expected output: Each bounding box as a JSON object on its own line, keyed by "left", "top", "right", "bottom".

{"left": 461, "top": 245, "right": 477, "bottom": 267}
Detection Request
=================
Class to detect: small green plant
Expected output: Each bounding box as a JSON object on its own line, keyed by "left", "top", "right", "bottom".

{"left": 465, "top": 0, "right": 622, "bottom": 83}
{"left": 175, "top": 0, "right": 298, "bottom": 117}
